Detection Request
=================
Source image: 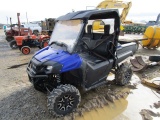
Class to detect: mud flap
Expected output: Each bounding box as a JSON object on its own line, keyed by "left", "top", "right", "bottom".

{"left": 130, "top": 56, "right": 147, "bottom": 72}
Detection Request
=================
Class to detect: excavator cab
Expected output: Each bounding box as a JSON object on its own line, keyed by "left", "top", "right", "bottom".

{"left": 92, "top": 20, "right": 105, "bottom": 31}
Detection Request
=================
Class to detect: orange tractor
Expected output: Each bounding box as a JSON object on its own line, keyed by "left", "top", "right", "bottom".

{"left": 9, "top": 13, "right": 50, "bottom": 55}
{"left": 13, "top": 34, "right": 50, "bottom": 55}
{"left": 5, "top": 18, "right": 32, "bottom": 42}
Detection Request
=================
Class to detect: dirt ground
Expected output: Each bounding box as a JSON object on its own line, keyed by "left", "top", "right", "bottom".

{"left": 0, "top": 29, "right": 159, "bottom": 120}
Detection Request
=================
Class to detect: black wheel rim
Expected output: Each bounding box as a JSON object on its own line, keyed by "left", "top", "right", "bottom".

{"left": 57, "top": 94, "right": 75, "bottom": 112}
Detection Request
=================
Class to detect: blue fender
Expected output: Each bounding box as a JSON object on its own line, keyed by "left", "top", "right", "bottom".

{"left": 34, "top": 46, "right": 82, "bottom": 73}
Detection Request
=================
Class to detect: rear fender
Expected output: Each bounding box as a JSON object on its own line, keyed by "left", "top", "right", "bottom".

{"left": 29, "top": 35, "right": 37, "bottom": 39}
{"left": 38, "top": 35, "right": 50, "bottom": 42}
{"left": 116, "top": 42, "right": 137, "bottom": 64}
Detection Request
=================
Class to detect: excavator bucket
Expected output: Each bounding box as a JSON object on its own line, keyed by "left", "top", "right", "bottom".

{"left": 130, "top": 56, "right": 147, "bottom": 72}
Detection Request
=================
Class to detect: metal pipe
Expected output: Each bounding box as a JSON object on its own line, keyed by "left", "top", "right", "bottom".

{"left": 10, "top": 17, "right": 12, "bottom": 30}
{"left": 17, "top": 13, "right": 21, "bottom": 36}
{"left": 128, "top": 38, "right": 160, "bottom": 42}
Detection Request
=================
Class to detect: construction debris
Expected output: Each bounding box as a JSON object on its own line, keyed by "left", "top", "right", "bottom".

{"left": 140, "top": 109, "right": 160, "bottom": 120}
{"left": 141, "top": 77, "right": 160, "bottom": 90}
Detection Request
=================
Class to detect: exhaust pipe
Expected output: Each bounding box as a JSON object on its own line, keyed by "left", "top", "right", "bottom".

{"left": 17, "top": 13, "right": 21, "bottom": 36}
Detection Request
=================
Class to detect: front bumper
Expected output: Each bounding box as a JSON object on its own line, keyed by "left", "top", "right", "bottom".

{"left": 27, "top": 58, "right": 48, "bottom": 79}
{"left": 27, "top": 57, "right": 62, "bottom": 80}
{"left": 27, "top": 67, "right": 48, "bottom": 78}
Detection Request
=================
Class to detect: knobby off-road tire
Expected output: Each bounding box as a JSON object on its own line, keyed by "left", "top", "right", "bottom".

{"left": 115, "top": 63, "right": 133, "bottom": 86}
{"left": 47, "top": 84, "right": 81, "bottom": 116}
{"left": 9, "top": 40, "right": 18, "bottom": 49}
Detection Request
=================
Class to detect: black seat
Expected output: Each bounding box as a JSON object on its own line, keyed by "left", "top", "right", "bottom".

{"left": 83, "top": 25, "right": 93, "bottom": 39}
{"left": 93, "top": 24, "right": 114, "bottom": 57}
{"left": 87, "top": 25, "right": 92, "bottom": 34}
{"left": 92, "top": 24, "right": 110, "bottom": 40}
{"left": 82, "top": 24, "right": 114, "bottom": 58}
{"left": 104, "top": 24, "right": 110, "bottom": 36}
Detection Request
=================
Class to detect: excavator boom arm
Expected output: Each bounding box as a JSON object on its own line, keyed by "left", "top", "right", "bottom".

{"left": 96, "top": 0, "right": 132, "bottom": 23}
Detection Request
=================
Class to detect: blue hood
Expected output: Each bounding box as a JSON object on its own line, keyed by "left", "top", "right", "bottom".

{"left": 34, "top": 46, "right": 82, "bottom": 73}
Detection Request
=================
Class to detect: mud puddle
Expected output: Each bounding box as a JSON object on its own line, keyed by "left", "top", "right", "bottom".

{"left": 7, "top": 63, "right": 28, "bottom": 69}
{"left": 75, "top": 74, "right": 160, "bottom": 120}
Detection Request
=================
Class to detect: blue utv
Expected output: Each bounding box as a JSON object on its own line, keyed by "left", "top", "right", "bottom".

{"left": 27, "top": 9, "right": 137, "bottom": 116}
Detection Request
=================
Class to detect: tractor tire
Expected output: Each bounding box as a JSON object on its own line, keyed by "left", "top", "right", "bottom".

{"left": 40, "top": 39, "right": 49, "bottom": 48}
{"left": 47, "top": 84, "right": 81, "bottom": 116}
{"left": 115, "top": 63, "right": 133, "bottom": 86}
{"left": 6, "top": 36, "right": 14, "bottom": 42}
{"left": 9, "top": 40, "right": 18, "bottom": 49}
{"left": 21, "top": 46, "right": 31, "bottom": 55}
{"left": 149, "top": 56, "right": 160, "bottom": 62}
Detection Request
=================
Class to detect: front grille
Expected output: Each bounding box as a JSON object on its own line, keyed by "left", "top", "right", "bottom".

{"left": 29, "top": 58, "right": 43, "bottom": 73}
{"left": 31, "top": 63, "right": 36, "bottom": 69}
{"left": 28, "top": 62, "right": 36, "bottom": 74}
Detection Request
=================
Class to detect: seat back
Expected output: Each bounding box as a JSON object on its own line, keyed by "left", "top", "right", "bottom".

{"left": 82, "top": 24, "right": 114, "bottom": 58}
{"left": 104, "top": 24, "right": 110, "bottom": 35}
{"left": 87, "top": 25, "right": 92, "bottom": 34}
{"left": 83, "top": 25, "right": 93, "bottom": 39}
{"left": 93, "top": 24, "right": 114, "bottom": 58}
{"left": 92, "top": 24, "right": 110, "bottom": 40}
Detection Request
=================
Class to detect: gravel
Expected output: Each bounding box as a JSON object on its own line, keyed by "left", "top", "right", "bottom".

{"left": 0, "top": 30, "right": 159, "bottom": 120}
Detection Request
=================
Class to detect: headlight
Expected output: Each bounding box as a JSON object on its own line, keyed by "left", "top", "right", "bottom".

{"left": 46, "top": 66, "right": 53, "bottom": 70}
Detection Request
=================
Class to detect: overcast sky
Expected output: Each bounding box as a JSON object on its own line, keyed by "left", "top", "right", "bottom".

{"left": 0, "top": 0, "right": 159, "bottom": 24}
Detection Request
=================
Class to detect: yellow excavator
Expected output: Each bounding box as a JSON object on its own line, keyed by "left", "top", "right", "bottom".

{"left": 94, "top": 0, "right": 160, "bottom": 48}
{"left": 93, "top": 0, "right": 132, "bottom": 31}
{"left": 94, "top": 1, "right": 160, "bottom": 89}
{"left": 96, "top": 0, "right": 132, "bottom": 24}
